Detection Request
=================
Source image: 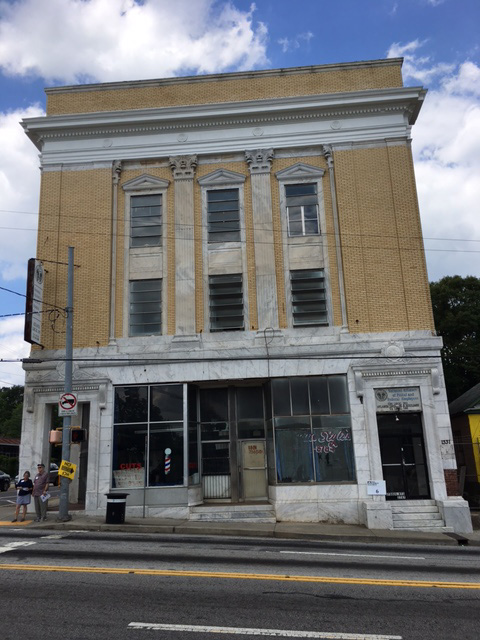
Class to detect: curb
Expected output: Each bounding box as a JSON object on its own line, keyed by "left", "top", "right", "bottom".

{"left": 14, "top": 519, "right": 479, "bottom": 547}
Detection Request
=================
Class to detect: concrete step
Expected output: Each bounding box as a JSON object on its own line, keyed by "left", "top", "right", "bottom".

{"left": 391, "top": 500, "right": 436, "bottom": 508}
{"left": 393, "top": 518, "right": 445, "bottom": 529}
{"left": 391, "top": 505, "right": 439, "bottom": 514}
{"left": 394, "top": 525, "right": 454, "bottom": 533}
{"left": 393, "top": 511, "right": 442, "bottom": 521}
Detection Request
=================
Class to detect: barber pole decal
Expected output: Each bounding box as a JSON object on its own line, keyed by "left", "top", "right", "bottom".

{"left": 165, "top": 448, "right": 171, "bottom": 475}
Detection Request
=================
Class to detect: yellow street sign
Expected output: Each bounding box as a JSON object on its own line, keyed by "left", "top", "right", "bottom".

{"left": 59, "top": 460, "right": 77, "bottom": 480}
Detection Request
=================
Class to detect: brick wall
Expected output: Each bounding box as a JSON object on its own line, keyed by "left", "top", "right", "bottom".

{"left": 444, "top": 469, "right": 460, "bottom": 496}
{"left": 333, "top": 144, "right": 434, "bottom": 333}
{"left": 36, "top": 168, "right": 112, "bottom": 350}
{"left": 46, "top": 61, "right": 404, "bottom": 115}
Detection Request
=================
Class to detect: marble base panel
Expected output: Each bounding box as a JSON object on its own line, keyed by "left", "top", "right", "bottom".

{"left": 361, "top": 501, "right": 394, "bottom": 529}
{"left": 273, "top": 498, "right": 361, "bottom": 524}
{"left": 437, "top": 498, "right": 473, "bottom": 534}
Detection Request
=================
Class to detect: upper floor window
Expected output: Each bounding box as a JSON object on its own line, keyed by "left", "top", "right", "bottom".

{"left": 129, "top": 279, "right": 162, "bottom": 336}
{"left": 207, "top": 189, "right": 240, "bottom": 243}
{"left": 286, "top": 183, "right": 319, "bottom": 237}
{"left": 130, "top": 194, "right": 162, "bottom": 247}
{"left": 290, "top": 269, "right": 327, "bottom": 327}
{"left": 209, "top": 273, "right": 244, "bottom": 331}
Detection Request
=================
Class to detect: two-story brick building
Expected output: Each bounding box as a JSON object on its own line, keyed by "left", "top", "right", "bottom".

{"left": 20, "top": 58, "right": 472, "bottom": 532}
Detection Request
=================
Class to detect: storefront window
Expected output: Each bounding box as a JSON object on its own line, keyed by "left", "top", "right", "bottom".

{"left": 188, "top": 386, "right": 199, "bottom": 485}
{"left": 312, "top": 415, "right": 355, "bottom": 482}
{"left": 112, "top": 423, "right": 147, "bottom": 488}
{"left": 113, "top": 384, "right": 184, "bottom": 488}
{"left": 149, "top": 424, "right": 184, "bottom": 486}
{"left": 271, "top": 376, "right": 355, "bottom": 484}
{"left": 275, "top": 418, "right": 313, "bottom": 483}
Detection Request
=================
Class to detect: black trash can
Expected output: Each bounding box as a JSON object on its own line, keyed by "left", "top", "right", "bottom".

{"left": 105, "top": 492, "right": 129, "bottom": 524}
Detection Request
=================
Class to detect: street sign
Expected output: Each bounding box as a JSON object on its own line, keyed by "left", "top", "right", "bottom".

{"left": 58, "top": 392, "right": 78, "bottom": 416}
{"left": 59, "top": 460, "right": 77, "bottom": 480}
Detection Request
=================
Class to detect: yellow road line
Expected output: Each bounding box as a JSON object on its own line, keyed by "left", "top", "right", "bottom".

{"left": 0, "top": 564, "right": 479, "bottom": 589}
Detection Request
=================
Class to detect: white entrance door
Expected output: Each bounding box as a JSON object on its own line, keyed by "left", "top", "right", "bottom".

{"left": 241, "top": 440, "right": 267, "bottom": 500}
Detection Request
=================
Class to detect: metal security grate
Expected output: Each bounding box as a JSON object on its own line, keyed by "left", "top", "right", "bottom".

{"left": 290, "top": 269, "right": 327, "bottom": 326}
{"left": 209, "top": 274, "right": 244, "bottom": 331}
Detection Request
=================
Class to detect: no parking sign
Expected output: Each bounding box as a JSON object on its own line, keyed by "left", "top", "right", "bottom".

{"left": 58, "top": 392, "right": 78, "bottom": 416}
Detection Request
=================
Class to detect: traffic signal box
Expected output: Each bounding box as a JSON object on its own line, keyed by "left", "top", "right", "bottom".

{"left": 71, "top": 428, "right": 86, "bottom": 443}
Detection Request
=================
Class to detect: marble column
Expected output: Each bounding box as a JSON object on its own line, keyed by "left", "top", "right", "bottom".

{"left": 169, "top": 155, "right": 197, "bottom": 335}
{"left": 245, "top": 149, "right": 278, "bottom": 329}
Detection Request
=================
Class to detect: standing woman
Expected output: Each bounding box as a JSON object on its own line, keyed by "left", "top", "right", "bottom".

{"left": 12, "top": 471, "right": 33, "bottom": 522}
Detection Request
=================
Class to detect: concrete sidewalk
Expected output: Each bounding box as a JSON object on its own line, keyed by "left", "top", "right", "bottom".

{"left": 1, "top": 498, "right": 479, "bottom": 547}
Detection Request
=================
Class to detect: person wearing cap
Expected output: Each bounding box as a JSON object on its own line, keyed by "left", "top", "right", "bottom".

{"left": 32, "top": 463, "right": 50, "bottom": 521}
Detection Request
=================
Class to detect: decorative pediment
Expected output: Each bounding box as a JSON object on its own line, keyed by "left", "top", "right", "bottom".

{"left": 197, "top": 168, "right": 246, "bottom": 186}
{"left": 122, "top": 174, "right": 170, "bottom": 192}
{"left": 275, "top": 163, "right": 325, "bottom": 181}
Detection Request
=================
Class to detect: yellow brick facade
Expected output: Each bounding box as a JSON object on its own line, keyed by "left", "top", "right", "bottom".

{"left": 46, "top": 61, "right": 403, "bottom": 115}
{"left": 35, "top": 141, "right": 434, "bottom": 350}
{"left": 333, "top": 144, "right": 434, "bottom": 333}
{"left": 36, "top": 168, "right": 112, "bottom": 350}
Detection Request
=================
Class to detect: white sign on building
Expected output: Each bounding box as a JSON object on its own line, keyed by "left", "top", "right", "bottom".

{"left": 24, "top": 258, "right": 44, "bottom": 346}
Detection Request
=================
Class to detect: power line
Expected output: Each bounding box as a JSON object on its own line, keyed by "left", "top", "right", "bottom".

{"left": 1, "top": 207, "right": 479, "bottom": 245}
{"left": 0, "top": 223, "right": 479, "bottom": 256}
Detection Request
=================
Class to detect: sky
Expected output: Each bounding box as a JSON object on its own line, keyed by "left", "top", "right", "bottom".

{"left": 0, "top": 0, "right": 479, "bottom": 388}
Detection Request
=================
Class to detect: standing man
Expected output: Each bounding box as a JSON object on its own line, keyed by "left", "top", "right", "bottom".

{"left": 33, "top": 463, "right": 50, "bottom": 522}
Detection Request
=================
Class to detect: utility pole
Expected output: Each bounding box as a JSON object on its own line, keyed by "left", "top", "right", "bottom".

{"left": 58, "top": 246, "right": 74, "bottom": 522}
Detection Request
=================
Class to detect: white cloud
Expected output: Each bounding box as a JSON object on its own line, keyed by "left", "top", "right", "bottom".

{"left": 278, "top": 31, "right": 313, "bottom": 54}
{"left": 0, "top": 316, "right": 29, "bottom": 387}
{"left": 0, "top": 105, "right": 43, "bottom": 281}
{"left": 387, "top": 40, "right": 454, "bottom": 83}
{"left": 389, "top": 42, "right": 480, "bottom": 280}
{"left": 0, "top": 0, "right": 268, "bottom": 83}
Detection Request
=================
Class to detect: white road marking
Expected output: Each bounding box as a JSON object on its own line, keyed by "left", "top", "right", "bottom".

{"left": 128, "top": 622, "right": 402, "bottom": 639}
{"left": 0, "top": 541, "right": 36, "bottom": 554}
{"left": 41, "top": 534, "right": 66, "bottom": 539}
{"left": 279, "top": 551, "right": 425, "bottom": 561}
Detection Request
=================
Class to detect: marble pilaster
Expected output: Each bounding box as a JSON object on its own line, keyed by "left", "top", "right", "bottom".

{"left": 245, "top": 149, "right": 278, "bottom": 329}
{"left": 169, "top": 155, "right": 197, "bottom": 334}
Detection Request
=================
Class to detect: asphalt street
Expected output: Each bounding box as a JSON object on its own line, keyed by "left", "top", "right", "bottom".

{"left": 0, "top": 529, "right": 479, "bottom": 640}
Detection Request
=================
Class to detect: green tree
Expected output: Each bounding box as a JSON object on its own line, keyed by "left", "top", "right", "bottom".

{"left": 430, "top": 276, "right": 480, "bottom": 402}
{"left": 0, "top": 385, "right": 24, "bottom": 438}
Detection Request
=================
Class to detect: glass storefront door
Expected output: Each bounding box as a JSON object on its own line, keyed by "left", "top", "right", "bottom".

{"left": 377, "top": 412, "right": 430, "bottom": 500}
{"left": 198, "top": 385, "right": 267, "bottom": 501}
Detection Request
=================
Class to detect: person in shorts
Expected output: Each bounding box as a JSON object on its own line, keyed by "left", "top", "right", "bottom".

{"left": 12, "top": 470, "right": 33, "bottom": 522}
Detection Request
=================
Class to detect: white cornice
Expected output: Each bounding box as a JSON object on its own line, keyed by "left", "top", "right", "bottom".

{"left": 21, "top": 87, "right": 425, "bottom": 167}
{"left": 22, "top": 87, "right": 426, "bottom": 150}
